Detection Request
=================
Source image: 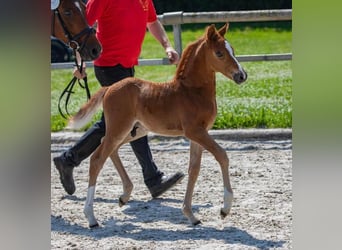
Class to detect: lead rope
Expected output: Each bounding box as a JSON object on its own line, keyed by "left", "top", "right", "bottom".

{"left": 57, "top": 50, "right": 91, "bottom": 119}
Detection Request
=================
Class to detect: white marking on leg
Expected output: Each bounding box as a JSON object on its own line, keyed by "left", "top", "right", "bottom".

{"left": 223, "top": 187, "right": 233, "bottom": 212}
{"left": 83, "top": 186, "right": 98, "bottom": 227}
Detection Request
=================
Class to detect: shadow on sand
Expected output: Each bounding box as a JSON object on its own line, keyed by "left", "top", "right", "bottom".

{"left": 52, "top": 197, "right": 285, "bottom": 249}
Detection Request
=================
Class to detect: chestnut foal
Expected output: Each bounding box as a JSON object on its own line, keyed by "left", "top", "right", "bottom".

{"left": 67, "top": 23, "right": 247, "bottom": 227}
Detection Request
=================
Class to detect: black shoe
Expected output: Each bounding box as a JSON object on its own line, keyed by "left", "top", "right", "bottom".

{"left": 53, "top": 156, "right": 76, "bottom": 195}
{"left": 149, "top": 172, "right": 185, "bottom": 198}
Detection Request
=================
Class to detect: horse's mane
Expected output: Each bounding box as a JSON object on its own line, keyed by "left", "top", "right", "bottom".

{"left": 175, "top": 36, "right": 205, "bottom": 80}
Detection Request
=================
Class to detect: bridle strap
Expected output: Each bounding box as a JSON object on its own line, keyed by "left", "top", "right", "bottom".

{"left": 52, "top": 8, "right": 95, "bottom": 52}
{"left": 51, "top": 11, "right": 56, "bottom": 37}
{"left": 52, "top": 5, "right": 94, "bottom": 119}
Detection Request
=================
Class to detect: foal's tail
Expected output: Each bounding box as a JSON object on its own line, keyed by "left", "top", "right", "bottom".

{"left": 66, "top": 87, "right": 109, "bottom": 130}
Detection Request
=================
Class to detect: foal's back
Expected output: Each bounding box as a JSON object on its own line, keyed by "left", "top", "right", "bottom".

{"left": 103, "top": 77, "right": 183, "bottom": 136}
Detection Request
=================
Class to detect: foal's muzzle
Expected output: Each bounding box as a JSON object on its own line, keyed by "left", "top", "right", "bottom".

{"left": 233, "top": 70, "right": 247, "bottom": 84}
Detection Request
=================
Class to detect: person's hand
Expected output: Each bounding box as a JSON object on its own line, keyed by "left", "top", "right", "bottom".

{"left": 165, "top": 47, "right": 180, "bottom": 64}
{"left": 73, "top": 65, "right": 87, "bottom": 79}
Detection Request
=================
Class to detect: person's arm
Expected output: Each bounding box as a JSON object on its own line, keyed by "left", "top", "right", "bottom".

{"left": 147, "top": 20, "right": 180, "bottom": 64}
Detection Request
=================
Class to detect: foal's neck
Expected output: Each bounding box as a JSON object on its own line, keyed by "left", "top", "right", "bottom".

{"left": 175, "top": 39, "right": 216, "bottom": 91}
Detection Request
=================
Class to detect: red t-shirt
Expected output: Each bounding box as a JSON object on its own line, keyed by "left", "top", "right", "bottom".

{"left": 86, "top": 0, "right": 157, "bottom": 67}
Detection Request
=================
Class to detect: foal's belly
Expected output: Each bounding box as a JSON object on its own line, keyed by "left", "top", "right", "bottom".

{"left": 139, "top": 117, "right": 185, "bottom": 137}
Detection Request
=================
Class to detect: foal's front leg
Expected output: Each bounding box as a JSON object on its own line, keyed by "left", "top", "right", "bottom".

{"left": 182, "top": 141, "right": 203, "bottom": 225}
{"left": 187, "top": 129, "right": 234, "bottom": 220}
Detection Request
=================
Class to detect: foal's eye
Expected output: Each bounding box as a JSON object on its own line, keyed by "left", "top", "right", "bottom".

{"left": 215, "top": 51, "right": 224, "bottom": 58}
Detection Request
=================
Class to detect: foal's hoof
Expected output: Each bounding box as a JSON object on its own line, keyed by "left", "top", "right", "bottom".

{"left": 220, "top": 209, "right": 229, "bottom": 219}
{"left": 89, "top": 222, "right": 99, "bottom": 229}
{"left": 192, "top": 220, "right": 202, "bottom": 226}
{"left": 119, "top": 197, "right": 126, "bottom": 207}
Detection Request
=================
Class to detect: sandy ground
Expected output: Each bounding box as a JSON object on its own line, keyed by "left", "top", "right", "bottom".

{"left": 51, "top": 130, "right": 292, "bottom": 249}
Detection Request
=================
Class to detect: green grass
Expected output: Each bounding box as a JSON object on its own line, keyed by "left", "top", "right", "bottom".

{"left": 214, "top": 61, "right": 292, "bottom": 128}
{"left": 51, "top": 23, "right": 292, "bottom": 131}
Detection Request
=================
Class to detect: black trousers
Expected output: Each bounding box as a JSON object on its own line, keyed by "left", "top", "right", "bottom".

{"left": 63, "top": 64, "right": 163, "bottom": 187}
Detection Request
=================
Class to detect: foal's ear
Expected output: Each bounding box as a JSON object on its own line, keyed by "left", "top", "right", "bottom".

{"left": 218, "top": 23, "right": 229, "bottom": 37}
{"left": 206, "top": 24, "right": 219, "bottom": 42}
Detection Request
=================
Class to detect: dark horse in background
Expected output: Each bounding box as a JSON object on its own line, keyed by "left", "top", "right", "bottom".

{"left": 51, "top": 0, "right": 102, "bottom": 118}
{"left": 51, "top": 0, "right": 101, "bottom": 61}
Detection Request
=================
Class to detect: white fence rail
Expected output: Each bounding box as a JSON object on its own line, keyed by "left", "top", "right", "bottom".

{"left": 158, "top": 9, "right": 292, "bottom": 25}
{"left": 51, "top": 9, "right": 292, "bottom": 70}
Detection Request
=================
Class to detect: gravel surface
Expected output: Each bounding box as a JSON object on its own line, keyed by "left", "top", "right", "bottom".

{"left": 51, "top": 129, "right": 292, "bottom": 249}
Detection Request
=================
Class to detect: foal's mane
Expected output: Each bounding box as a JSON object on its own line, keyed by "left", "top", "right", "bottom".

{"left": 175, "top": 36, "right": 205, "bottom": 80}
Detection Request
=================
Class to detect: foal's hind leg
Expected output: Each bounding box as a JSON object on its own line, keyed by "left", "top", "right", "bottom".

{"left": 110, "top": 124, "right": 148, "bottom": 206}
{"left": 83, "top": 137, "right": 118, "bottom": 228}
{"left": 110, "top": 123, "right": 148, "bottom": 207}
{"left": 182, "top": 141, "right": 203, "bottom": 225}
{"left": 109, "top": 150, "right": 133, "bottom": 207}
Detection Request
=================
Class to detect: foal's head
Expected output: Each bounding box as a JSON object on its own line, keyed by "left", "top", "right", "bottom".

{"left": 205, "top": 23, "right": 247, "bottom": 84}
{"left": 51, "top": 0, "right": 102, "bottom": 60}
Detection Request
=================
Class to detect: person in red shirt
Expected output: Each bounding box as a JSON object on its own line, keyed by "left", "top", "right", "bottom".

{"left": 54, "top": 0, "right": 184, "bottom": 198}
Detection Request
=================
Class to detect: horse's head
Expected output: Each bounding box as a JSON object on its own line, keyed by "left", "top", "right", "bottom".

{"left": 51, "top": 0, "right": 102, "bottom": 61}
{"left": 205, "top": 23, "right": 247, "bottom": 84}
